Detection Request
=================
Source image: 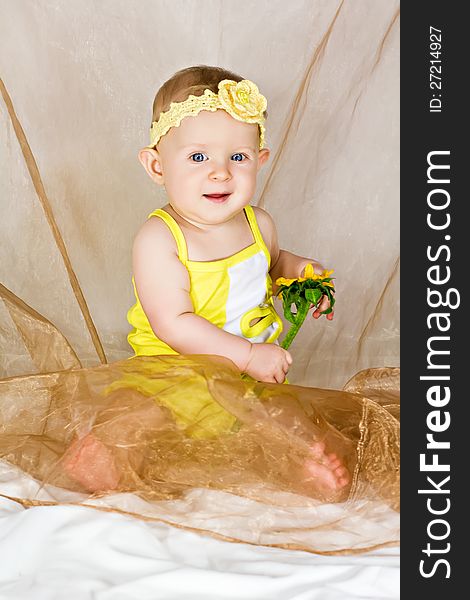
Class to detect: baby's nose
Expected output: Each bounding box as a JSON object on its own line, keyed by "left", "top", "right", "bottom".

{"left": 209, "top": 161, "right": 231, "bottom": 180}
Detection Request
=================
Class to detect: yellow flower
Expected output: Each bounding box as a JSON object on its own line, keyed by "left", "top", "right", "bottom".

{"left": 301, "top": 263, "right": 317, "bottom": 281}
{"left": 275, "top": 266, "right": 335, "bottom": 287}
{"left": 276, "top": 276, "right": 297, "bottom": 287}
{"left": 218, "top": 79, "right": 267, "bottom": 122}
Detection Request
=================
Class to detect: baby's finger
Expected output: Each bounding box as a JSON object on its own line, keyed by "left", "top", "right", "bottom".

{"left": 316, "top": 295, "right": 331, "bottom": 312}
{"left": 264, "top": 373, "right": 278, "bottom": 384}
{"left": 326, "top": 311, "right": 334, "bottom": 321}
{"left": 284, "top": 350, "right": 293, "bottom": 365}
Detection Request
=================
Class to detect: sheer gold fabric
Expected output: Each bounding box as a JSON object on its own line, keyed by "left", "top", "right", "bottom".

{"left": 0, "top": 286, "right": 399, "bottom": 555}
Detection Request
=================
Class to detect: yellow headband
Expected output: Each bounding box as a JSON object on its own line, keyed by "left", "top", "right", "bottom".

{"left": 147, "top": 78, "right": 267, "bottom": 150}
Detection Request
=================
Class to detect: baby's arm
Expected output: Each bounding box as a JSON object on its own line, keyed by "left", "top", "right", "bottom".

{"left": 254, "top": 207, "right": 334, "bottom": 319}
{"left": 132, "top": 218, "right": 292, "bottom": 382}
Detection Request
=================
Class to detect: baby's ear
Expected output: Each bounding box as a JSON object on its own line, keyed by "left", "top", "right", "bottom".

{"left": 257, "top": 147, "right": 271, "bottom": 170}
{"left": 138, "top": 148, "right": 164, "bottom": 184}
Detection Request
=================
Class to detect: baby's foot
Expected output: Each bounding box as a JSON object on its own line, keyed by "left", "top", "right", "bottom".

{"left": 303, "top": 441, "right": 350, "bottom": 494}
{"left": 62, "top": 433, "right": 120, "bottom": 493}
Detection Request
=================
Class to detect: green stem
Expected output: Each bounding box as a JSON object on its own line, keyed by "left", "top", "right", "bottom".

{"left": 280, "top": 300, "right": 311, "bottom": 350}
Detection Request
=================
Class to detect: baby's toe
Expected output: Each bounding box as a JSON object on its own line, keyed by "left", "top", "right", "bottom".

{"left": 329, "top": 457, "right": 341, "bottom": 470}
{"left": 334, "top": 465, "right": 348, "bottom": 479}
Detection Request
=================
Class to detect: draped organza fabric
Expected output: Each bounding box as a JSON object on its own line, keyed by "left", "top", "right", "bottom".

{"left": 0, "top": 287, "right": 399, "bottom": 554}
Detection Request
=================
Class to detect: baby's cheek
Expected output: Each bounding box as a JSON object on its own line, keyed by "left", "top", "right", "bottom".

{"left": 168, "top": 170, "right": 194, "bottom": 195}
{"left": 240, "top": 169, "right": 258, "bottom": 191}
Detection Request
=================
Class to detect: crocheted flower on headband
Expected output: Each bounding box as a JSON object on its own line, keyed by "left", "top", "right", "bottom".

{"left": 147, "top": 78, "right": 267, "bottom": 150}
{"left": 218, "top": 79, "right": 267, "bottom": 123}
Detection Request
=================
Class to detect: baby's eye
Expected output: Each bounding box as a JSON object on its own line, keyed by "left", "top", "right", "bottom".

{"left": 190, "top": 152, "right": 208, "bottom": 162}
{"left": 231, "top": 153, "right": 246, "bottom": 162}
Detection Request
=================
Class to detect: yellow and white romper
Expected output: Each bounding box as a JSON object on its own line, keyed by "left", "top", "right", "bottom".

{"left": 127, "top": 205, "right": 283, "bottom": 355}
{"left": 116, "top": 205, "right": 283, "bottom": 439}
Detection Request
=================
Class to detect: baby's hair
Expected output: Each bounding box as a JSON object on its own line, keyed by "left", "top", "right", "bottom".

{"left": 151, "top": 64, "right": 268, "bottom": 124}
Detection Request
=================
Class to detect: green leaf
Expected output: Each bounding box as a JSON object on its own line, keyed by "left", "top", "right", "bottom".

{"left": 305, "top": 288, "right": 322, "bottom": 305}
{"left": 283, "top": 301, "right": 296, "bottom": 323}
{"left": 325, "top": 288, "right": 336, "bottom": 307}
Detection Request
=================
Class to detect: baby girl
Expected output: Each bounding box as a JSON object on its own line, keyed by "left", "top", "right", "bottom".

{"left": 63, "top": 65, "right": 349, "bottom": 495}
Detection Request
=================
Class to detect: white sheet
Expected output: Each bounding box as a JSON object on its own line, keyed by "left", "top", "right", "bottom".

{"left": 0, "top": 499, "right": 399, "bottom": 600}
{"left": 0, "top": 463, "right": 399, "bottom": 600}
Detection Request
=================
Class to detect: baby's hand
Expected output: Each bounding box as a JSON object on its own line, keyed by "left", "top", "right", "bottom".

{"left": 244, "top": 343, "right": 292, "bottom": 384}
{"left": 312, "top": 293, "right": 334, "bottom": 321}
{"left": 303, "top": 262, "right": 335, "bottom": 322}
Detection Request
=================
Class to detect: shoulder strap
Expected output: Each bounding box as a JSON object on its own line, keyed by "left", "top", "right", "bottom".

{"left": 244, "top": 205, "right": 271, "bottom": 266}
{"left": 147, "top": 209, "right": 189, "bottom": 264}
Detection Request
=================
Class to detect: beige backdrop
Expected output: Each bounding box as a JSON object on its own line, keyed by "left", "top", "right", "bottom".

{"left": 0, "top": 0, "right": 399, "bottom": 389}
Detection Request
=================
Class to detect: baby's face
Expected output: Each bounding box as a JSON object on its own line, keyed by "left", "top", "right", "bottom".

{"left": 155, "top": 109, "right": 269, "bottom": 226}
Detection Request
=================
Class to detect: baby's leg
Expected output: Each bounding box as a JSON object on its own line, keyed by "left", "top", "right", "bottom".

{"left": 62, "top": 432, "right": 120, "bottom": 493}
{"left": 244, "top": 386, "right": 351, "bottom": 499}
{"left": 240, "top": 387, "right": 351, "bottom": 498}
{"left": 62, "top": 390, "right": 168, "bottom": 493}
{"left": 304, "top": 440, "right": 350, "bottom": 493}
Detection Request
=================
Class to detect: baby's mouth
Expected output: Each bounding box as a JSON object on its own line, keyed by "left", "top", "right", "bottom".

{"left": 203, "top": 193, "right": 231, "bottom": 203}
